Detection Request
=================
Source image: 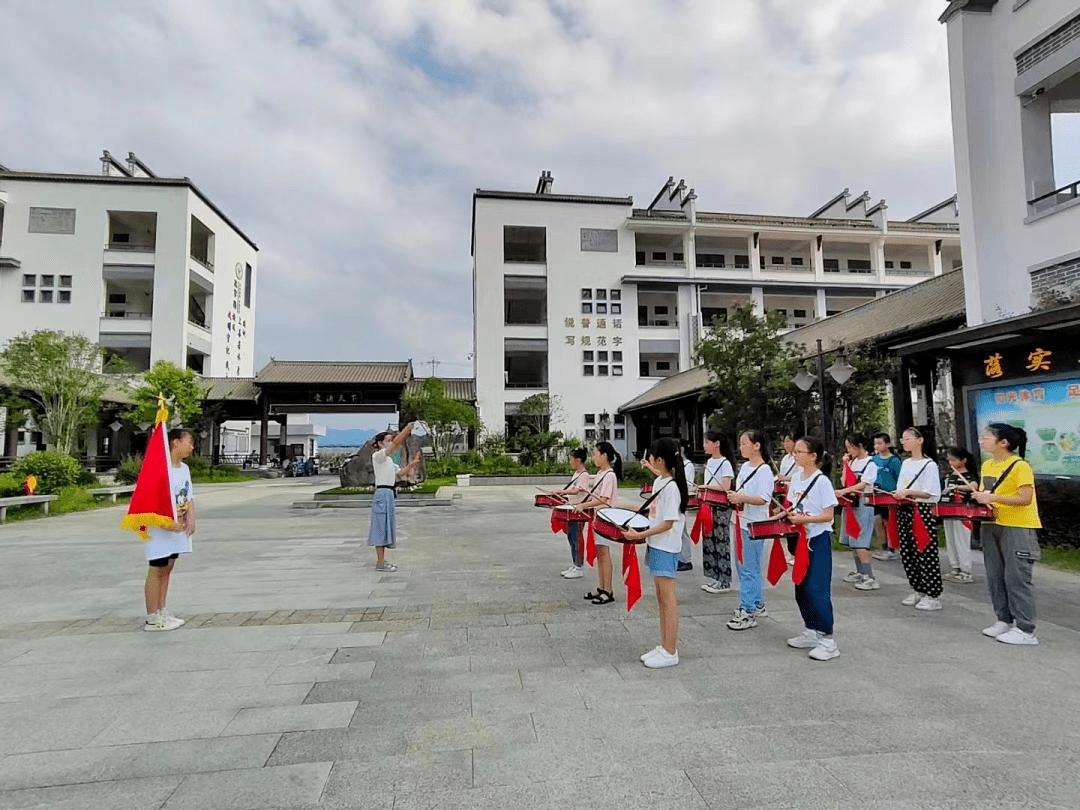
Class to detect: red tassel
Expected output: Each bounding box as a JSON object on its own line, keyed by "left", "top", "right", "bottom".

{"left": 690, "top": 508, "right": 703, "bottom": 543}
{"left": 791, "top": 526, "right": 810, "bottom": 585}
{"left": 699, "top": 503, "right": 713, "bottom": 541}
{"left": 842, "top": 460, "right": 857, "bottom": 488}
{"left": 623, "top": 544, "right": 642, "bottom": 611}
{"left": 962, "top": 519, "right": 974, "bottom": 532}
{"left": 734, "top": 510, "right": 743, "bottom": 564}
{"left": 844, "top": 505, "right": 862, "bottom": 542}
{"left": 912, "top": 505, "right": 934, "bottom": 553}
{"left": 586, "top": 519, "right": 597, "bottom": 567}
{"left": 767, "top": 536, "right": 788, "bottom": 585}
{"left": 550, "top": 509, "right": 560, "bottom": 535}
{"left": 886, "top": 511, "right": 900, "bottom": 550}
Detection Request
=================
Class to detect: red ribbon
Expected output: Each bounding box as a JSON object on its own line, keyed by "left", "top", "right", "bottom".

{"left": 550, "top": 509, "right": 561, "bottom": 535}
{"left": 690, "top": 503, "right": 712, "bottom": 543}
{"left": 886, "top": 511, "right": 900, "bottom": 550}
{"left": 586, "top": 518, "right": 597, "bottom": 567}
{"left": 734, "top": 508, "right": 743, "bottom": 564}
{"left": 844, "top": 503, "right": 862, "bottom": 542}
{"left": 767, "top": 536, "right": 789, "bottom": 585}
{"left": 912, "top": 504, "right": 934, "bottom": 553}
{"left": 622, "top": 543, "right": 641, "bottom": 611}
{"left": 791, "top": 525, "right": 810, "bottom": 585}
{"left": 962, "top": 519, "right": 974, "bottom": 532}
{"left": 842, "top": 460, "right": 857, "bottom": 488}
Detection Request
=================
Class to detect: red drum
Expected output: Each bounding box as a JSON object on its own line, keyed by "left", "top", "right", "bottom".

{"left": 687, "top": 495, "right": 701, "bottom": 510}
{"left": 698, "top": 488, "right": 730, "bottom": 508}
{"left": 639, "top": 483, "right": 652, "bottom": 499}
{"left": 534, "top": 493, "right": 564, "bottom": 508}
{"left": 836, "top": 493, "right": 861, "bottom": 509}
{"left": 773, "top": 482, "right": 788, "bottom": 497}
{"left": 932, "top": 497, "right": 994, "bottom": 521}
{"left": 594, "top": 507, "right": 651, "bottom": 544}
{"left": 866, "top": 493, "right": 903, "bottom": 508}
{"left": 748, "top": 518, "right": 800, "bottom": 540}
{"left": 550, "top": 504, "right": 591, "bottom": 533}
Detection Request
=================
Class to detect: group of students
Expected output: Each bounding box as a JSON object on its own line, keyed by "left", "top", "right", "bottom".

{"left": 552, "top": 421, "right": 1044, "bottom": 666}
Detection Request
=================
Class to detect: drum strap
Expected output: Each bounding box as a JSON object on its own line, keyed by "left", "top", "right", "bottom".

{"left": 788, "top": 473, "right": 824, "bottom": 514}
{"left": 702, "top": 458, "right": 731, "bottom": 488}
{"left": 621, "top": 480, "right": 672, "bottom": 527}
{"left": 987, "top": 460, "right": 1021, "bottom": 494}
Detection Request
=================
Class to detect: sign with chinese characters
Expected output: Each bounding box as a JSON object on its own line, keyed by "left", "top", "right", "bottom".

{"left": 225, "top": 262, "right": 249, "bottom": 376}
{"left": 562, "top": 315, "right": 622, "bottom": 348}
{"left": 580, "top": 228, "right": 618, "bottom": 252}
{"left": 309, "top": 391, "right": 364, "bottom": 405}
{"left": 970, "top": 377, "right": 1080, "bottom": 475}
{"left": 954, "top": 340, "right": 1080, "bottom": 388}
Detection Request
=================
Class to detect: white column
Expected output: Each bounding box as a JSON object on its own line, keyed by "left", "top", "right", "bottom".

{"left": 677, "top": 284, "right": 697, "bottom": 371}
{"left": 872, "top": 237, "right": 887, "bottom": 282}
{"left": 812, "top": 236, "right": 824, "bottom": 281}
{"left": 876, "top": 289, "right": 887, "bottom": 298}
{"left": 751, "top": 286, "right": 764, "bottom": 316}
{"left": 749, "top": 233, "right": 761, "bottom": 281}
{"left": 684, "top": 230, "right": 696, "bottom": 277}
{"left": 815, "top": 288, "right": 827, "bottom": 320}
{"left": 928, "top": 241, "right": 943, "bottom": 277}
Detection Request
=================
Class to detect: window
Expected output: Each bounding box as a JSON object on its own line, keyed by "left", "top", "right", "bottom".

{"left": 595, "top": 289, "right": 606, "bottom": 300}
{"left": 58, "top": 290, "right": 71, "bottom": 304}
{"left": 613, "top": 351, "right": 623, "bottom": 362}
{"left": 583, "top": 351, "right": 594, "bottom": 362}
{"left": 108, "top": 293, "right": 126, "bottom": 304}
{"left": 584, "top": 413, "right": 596, "bottom": 424}
{"left": 610, "top": 303, "right": 622, "bottom": 315}
{"left": 581, "top": 288, "right": 592, "bottom": 299}
{"left": 636, "top": 251, "right": 646, "bottom": 265}
{"left": 655, "top": 306, "right": 669, "bottom": 315}
{"left": 40, "top": 275, "right": 54, "bottom": 287}
{"left": 21, "top": 289, "right": 34, "bottom": 303}
{"left": 771, "top": 256, "right": 784, "bottom": 265}
{"left": 656, "top": 361, "right": 671, "bottom": 371}
{"left": 597, "top": 366, "right": 609, "bottom": 376}
{"left": 39, "top": 290, "right": 53, "bottom": 303}
{"left": 790, "top": 257, "right": 804, "bottom": 266}
{"left": 900, "top": 261, "right": 912, "bottom": 270}
{"left": 760, "top": 256, "right": 766, "bottom": 269}
{"left": 640, "top": 361, "right": 650, "bottom": 376}
{"left": 884, "top": 260, "right": 894, "bottom": 269}
{"left": 612, "top": 366, "right": 623, "bottom": 377}
{"left": 824, "top": 259, "right": 840, "bottom": 272}
{"left": 697, "top": 253, "right": 725, "bottom": 268}
{"left": 827, "top": 309, "right": 841, "bottom": 316}
{"left": 774, "top": 308, "right": 787, "bottom": 317}
{"left": 244, "top": 264, "right": 253, "bottom": 308}
{"left": 503, "top": 226, "right": 546, "bottom": 263}
{"left": 22, "top": 274, "right": 34, "bottom": 287}
{"left": 112, "top": 232, "right": 130, "bottom": 243}
{"left": 734, "top": 254, "right": 750, "bottom": 268}
{"left": 598, "top": 351, "right": 609, "bottom": 362}
{"left": 793, "top": 309, "right": 807, "bottom": 318}
{"left": 702, "top": 307, "right": 727, "bottom": 325}
{"left": 59, "top": 275, "right": 72, "bottom": 287}
{"left": 585, "top": 429, "right": 596, "bottom": 440}
{"left": 581, "top": 302, "right": 593, "bottom": 315}
{"left": 594, "top": 303, "right": 606, "bottom": 314}
{"left": 847, "top": 259, "right": 872, "bottom": 273}
{"left": 610, "top": 289, "right": 621, "bottom": 301}
{"left": 17, "top": 431, "right": 25, "bottom": 443}
{"left": 652, "top": 251, "right": 666, "bottom": 261}
{"left": 673, "top": 252, "right": 684, "bottom": 262}
{"left": 583, "top": 366, "right": 594, "bottom": 377}
{"left": 614, "top": 414, "right": 625, "bottom": 425}
{"left": 614, "top": 428, "right": 626, "bottom": 440}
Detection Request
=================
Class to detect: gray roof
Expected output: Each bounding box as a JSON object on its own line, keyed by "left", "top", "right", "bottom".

{"left": 201, "top": 377, "right": 260, "bottom": 401}
{"left": 783, "top": 269, "right": 966, "bottom": 354}
{"left": 474, "top": 189, "right": 633, "bottom": 206}
{"left": 618, "top": 366, "right": 712, "bottom": 413}
{"left": 255, "top": 360, "right": 413, "bottom": 385}
{"left": 0, "top": 370, "right": 135, "bottom": 404}
{"left": 405, "top": 377, "right": 476, "bottom": 402}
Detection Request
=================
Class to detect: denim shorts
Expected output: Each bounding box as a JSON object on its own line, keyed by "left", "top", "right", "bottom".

{"left": 645, "top": 546, "right": 679, "bottom": 578}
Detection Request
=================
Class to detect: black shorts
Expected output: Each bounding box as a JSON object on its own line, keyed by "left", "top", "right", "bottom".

{"left": 874, "top": 506, "right": 890, "bottom": 520}
{"left": 148, "top": 553, "right": 179, "bottom": 567}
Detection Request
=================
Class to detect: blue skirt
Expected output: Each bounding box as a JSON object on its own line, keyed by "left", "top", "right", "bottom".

{"left": 368, "top": 487, "right": 396, "bottom": 547}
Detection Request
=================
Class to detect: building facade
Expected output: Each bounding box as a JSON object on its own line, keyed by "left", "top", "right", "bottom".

{"left": 0, "top": 151, "right": 258, "bottom": 378}
{"left": 472, "top": 172, "right": 962, "bottom": 456}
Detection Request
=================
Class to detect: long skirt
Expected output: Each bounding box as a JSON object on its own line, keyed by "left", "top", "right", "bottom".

{"left": 896, "top": 503, "right": 942, "bottom": 598}
{"left": 368, "top": 487, "right": 397, "bottom": 548}
{"left": 702, "top": 506, "right": 732, "bottom": 587}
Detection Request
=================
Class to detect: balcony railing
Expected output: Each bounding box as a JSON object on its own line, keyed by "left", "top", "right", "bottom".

{"left": 636, "top": 259, "right": 686, "bottom": 268}
{"left": 1029, "top": 180, "right": 1079, "bottom": 214}
{"left": 504, "top": 319, "right": 547, "bottom": 326}
{"left": 102, "top": 310, "right": 152, "bottom": 319}
{"left": 190, "top": 253, "right": 214, "bottom": 272}
{"left": 763, "top": 263, "right": 811, "bottom": 272}
{"left": 639, "top": 319, "right": 677, "bottom": 327}
{"left": 187, "top": 317, "right": 210, "bottom": 331}
{"left": 505, "top": 381, "right": 548, "bottom": 389}
{"left": 106, "top": 242, "right": 156, "bottom": 252}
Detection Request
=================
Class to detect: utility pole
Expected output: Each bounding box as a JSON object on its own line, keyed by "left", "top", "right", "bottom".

{"left": 426, "top": 357, "right": 441, "bottom": 378}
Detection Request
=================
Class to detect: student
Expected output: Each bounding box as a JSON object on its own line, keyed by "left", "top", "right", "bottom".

{"left": 942, "top": 446, "right": 978, "bottom": 584}
{"left": 553, "top": 448, "right": 590, "bottom": 579}
{"left": 576, "top": 441, "right": 622, "bottom": 605}
{"left": 783, "top": 437, "right": 841, "bottom": 660}
{"left": 624, "top": 437, "right": 688, "bottom": 669}
{"left": 777, "top": 433, "right": 798, "bottom": 482}
{"left": 726, "top": 430, "right": 776, "bottom": 630}
{"left": 698, "top": 431, "right": 735, "bottom": 594}
{"left": 677, "top": 440, "right": 697, "bottom": 572}
{"left": 368, "top": 424, "right": 423, "bottom": 572}
{"left": 893, "top": 427, "right": 944, "bottom": 611}
{"left": 870, "top": 433, "right": 903, "bottom": 561}
{"left": 837, "top": 434, "right": 881, "bottom": 591}
{"left": 969, "top": 423, "right": 1041, "bottom": 645}
{"left": 143, "top": 429, "right": 196, "bottom": 632}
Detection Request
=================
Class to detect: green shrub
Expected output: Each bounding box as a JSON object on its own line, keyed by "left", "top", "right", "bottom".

{"left": 1036, "top": 478, "right": 1080, "bottom": 550}
{"left": 76, "top": 470, "right": 100, "bottom": 488}
{"left": 212, "top": 463, "right": 241, "bottom": 476}
{"left": 185, "top": 455, "right": 211, "bottom": 475}
{"left": 0, "top": 473, "right": 24, "bottom": 497}
{"left": 9, "top": 452, "right": 82, "bottom": 494}
{"left": 116, "top": 455, "right": 143, "bottom": 486}
{"left": 52, "top": 486, "right": 97, "bottom": 515}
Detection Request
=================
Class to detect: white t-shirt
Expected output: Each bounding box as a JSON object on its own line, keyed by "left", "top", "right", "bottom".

{"left": 144, "top": 462, "right": 194, "bottom": 561}
{"left": 702, "top": 457, "right": 734, "bottom": 488}
{"left": 898, "top": 458, "right": 941, "bottom": 502}
{"left": 372, "top": 448, "right": 399, "bottom": 487}
{"left": 646, "top": 476, "right": 684, "bottom": 553}
{"left": 734, "top": 462, "right": 775, "bottom": 523}
{"left": 779, "top": 453, "right": 797, "bottom": 478}
{"left": 683, "top": 458, "right": 696, "bottom": 488}
{"left": 568, "top": 469, "right": 589, "bottom": 504}
{"left": 850, "top": 456, "right": 879, "bottom": 489}
{"left": 786, "top": 468, "right": 839, "bottom": 538}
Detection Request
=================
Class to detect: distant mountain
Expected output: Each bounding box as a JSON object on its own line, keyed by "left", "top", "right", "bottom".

{"left": 322, "top": 428, "right": 379, "bottom": 447}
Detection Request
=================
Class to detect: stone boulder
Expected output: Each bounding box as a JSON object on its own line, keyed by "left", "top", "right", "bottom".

{"left": 340, "top": 436, "right": 426, "bottom": 488}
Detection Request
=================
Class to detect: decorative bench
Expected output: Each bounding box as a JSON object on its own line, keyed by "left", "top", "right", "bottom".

{"left": 87, "top": 485, "right": 136, "bottom": 503}
{"left": 0, "top": 494, "right": 59, "bottom": 523}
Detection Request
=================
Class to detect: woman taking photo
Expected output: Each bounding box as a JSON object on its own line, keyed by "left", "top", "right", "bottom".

{"left": 368, "top": 423, "right": 422, "bottom": 572}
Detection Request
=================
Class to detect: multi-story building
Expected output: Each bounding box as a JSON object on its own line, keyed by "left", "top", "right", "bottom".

{"left": 472, "top": 172, "right": 962, "bottom": 455}
{"left": 0, "top": 150, "right": 257, "bottom": 378}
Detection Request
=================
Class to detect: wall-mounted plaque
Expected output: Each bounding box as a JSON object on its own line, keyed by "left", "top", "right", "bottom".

{"left": 580, "top": 228, "right": 617, "bottom": 253}
{"left": 28, "top": 207, "right": 76, "bottom": 234}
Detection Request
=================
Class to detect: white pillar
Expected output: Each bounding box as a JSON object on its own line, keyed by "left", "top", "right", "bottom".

{"left": 812, "top": 236, "right": 824, "bottom": 281}
{"left": 749, "top": 233, "right": 761, "bottom": 281}
{"left": 872, "top": 237, "right": 887, "bottom": 283}
{"left": 751, "top": 286, "right": 764, "bottom": 316}
{"left": 876, "top": 289, "right": 887, "bottom": 298}
{"left": 684, "top": 231, "right": 696, "bottom": 277}
{"left": 815, "top": 288, "right": 827, "bottom": 320}
{"left": 929, "top": 241, "right": 943, "bottom": 277}
{"left": 677, "top": 284, "right": 697, "bottom": 371}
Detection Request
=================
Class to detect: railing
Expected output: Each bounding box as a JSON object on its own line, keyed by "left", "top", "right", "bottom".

{"left": 504, "top": 319, "right": 547, "bottom": 326}
{"left": 635, "top": 260, "right": 686, "bottom": 268}
{"left": 106, "top": 242, "right": 156, "bottom": 252}
{"left": 639, "top": 319, "right": 677, "bottom": 327}
{"left": 187, "top": 317, "right": 210, "bottom": 331}
{"left": 1029, "top": 180, "right": 1080, "bottom": 213}
{"left": 190, "top": 253, "right": 214, "bottom": 272}
{"left": 102, "top": 310, "right": 152, "bottom": 319}
{"left": 505, "top": 381, "right": 548, "bottom": 389}
{"left": 764, "top": 263, "right": 811, "bottom": 272}
{"left": 888, "top": 269, "right": 931, "bottom": 277}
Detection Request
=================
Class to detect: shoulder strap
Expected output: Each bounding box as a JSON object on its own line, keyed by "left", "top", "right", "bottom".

{"left": 988, "top": 460, "right": 1022, "bottom": 494}
{"left": 908, "top": 460, "right": 934, "bottom": 488}
{"left": 585, "top": 469, "right": 614, "bottom": 496}
{"left": 789, "top": 473, "right": 824, "bottom": 512}
{"left": 735, "top": 463, "right": 764, "bottom": 492}
{"left": 625, "top": 479, "right": 673, "bottom": 524}
{"left": 703, "top": 457, "right": 730, "bottom": 487}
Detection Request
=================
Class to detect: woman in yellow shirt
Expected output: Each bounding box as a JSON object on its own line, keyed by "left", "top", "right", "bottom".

{"left": 969, "top": 423, "right": 1041, "bottom": 646}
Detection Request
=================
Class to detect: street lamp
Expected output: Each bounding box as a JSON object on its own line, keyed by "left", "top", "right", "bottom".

{"left": 791, "top": 340, "right": 856, "bottom": 448}
{"left": 598, "top": 410, "right": 611, "bottom": 440}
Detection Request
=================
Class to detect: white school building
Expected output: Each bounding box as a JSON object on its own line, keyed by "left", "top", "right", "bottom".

{"left": 472, "top": 172, "right": 963, "bottom": 457}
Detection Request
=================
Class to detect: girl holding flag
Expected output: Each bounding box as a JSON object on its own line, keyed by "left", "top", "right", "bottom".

{"left": 575, "top": 441, "right": 622, "bottom": 605}
{"left": 697, "top": 431, "right": 735, "bottom": 594}
{"left": 892, "top": 427, "right": 944, "bottom": 611}
{"left": 837, "top": 434, "right": 881, "bottom": 591}
{"left": 624, "top": 438, "right": 688, "bottom": 669}
{"left": 725, "top": 430, "right": 776, "bottom": 631}
{"left": 783, "top": 437, "right": 840, "bottom": 661}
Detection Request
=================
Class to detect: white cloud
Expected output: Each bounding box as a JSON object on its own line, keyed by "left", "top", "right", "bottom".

{"left": 0, "top": 0, "right": 956, "bottom": 382}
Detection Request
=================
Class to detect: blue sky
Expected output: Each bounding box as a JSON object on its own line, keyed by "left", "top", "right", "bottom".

{"left": 0, "top": 0, "right": 966, "bottom": 429}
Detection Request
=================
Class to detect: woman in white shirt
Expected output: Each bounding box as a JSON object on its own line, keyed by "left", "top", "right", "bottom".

{"left": 677, "top": 440, "right": 698, "bottom": 572}
{"left": 698, "top": 431, "right": 735, "bottom": 594}
{"left": 892, "top": 427, "right": 944, "bottom": 611}
{"left": 575, "top": 441, "right": 622, "bottom": 605}
{"left": 368, "top": 424, "right": 422, "bottom": 572}
{"left": 552, "top": 448, "right": 590, "bottom": 579}
{"left": 783, "top": 436, "right": 841, "bottom": 661}
{"left": 624, "top": 437, "right": 688, "bottom": 669}
{"left": 726, "top": 430, "right": 777, "bottom": 631}
{"left": 836, "top": 434, "right": 881, "bottom": 591}
{"left": 777, "top": 433, "right": 798, "bottom": 482}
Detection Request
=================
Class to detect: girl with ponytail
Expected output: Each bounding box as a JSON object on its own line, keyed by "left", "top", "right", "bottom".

{"left": 575, "top": 441, "right": 622, "bottom": 605}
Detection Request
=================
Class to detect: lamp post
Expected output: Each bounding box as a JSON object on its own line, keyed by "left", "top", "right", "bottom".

{"left": 792, "top": 339, "right": 857, "bottom": 450}
{"left": 598, "top": 410, "right": 611, "bottom": 441}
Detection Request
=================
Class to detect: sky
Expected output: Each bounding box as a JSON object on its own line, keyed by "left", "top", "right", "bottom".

{"left": 0, "top": 0, "right": 969, "bottom": 429}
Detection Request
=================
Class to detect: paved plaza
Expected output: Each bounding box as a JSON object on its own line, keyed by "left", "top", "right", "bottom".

{"left": 0, "top": 478, "right": 1078, "bottom": 810}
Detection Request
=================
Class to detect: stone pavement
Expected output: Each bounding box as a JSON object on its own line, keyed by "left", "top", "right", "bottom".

{"left": 0, "top": 478, "right": 1078, "bottom": 810}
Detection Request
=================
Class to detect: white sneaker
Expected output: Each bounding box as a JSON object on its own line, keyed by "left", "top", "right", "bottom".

{"left": 842, "top": 570, "right": 862, "bottom": 583}
{"left": 560, "top": 566, "right": 574, "bottom": 577}
{"left": 563, "top": 567, "right": 584, "bottom": 579}
{"left": 872, "top": 550, "right": 898, "bottom": 561}
{"left": 787, "top": 628, "right": 821, "bottom": 649}
{"left": 640, "top": 645, "right": 663, "bottom": 662}
{"left": 751, "top": 605, "right": 769, "bottom": 618}
{"left": 996, "top": 627, "right": 1038, "bottom": 646}
{"left": 161, "top": 609, "right": 185, "bottom": 629}
{"left": 808, "top": 638, "right": 840, "bottom": 661}
{"left": 143, "top": 613, "right": 168, "bottom": 632}
{"left": 901, "top": 592, "right": 922, "bottom": 606}
{"left": 915, "top": 596, "right": 943, "bottom": 611}
{"left": 982, "top": 621, "right": 1014, "bottom": 638}
{"left": 701, "top": 581, "right": 730, "bottom": 594}
{"left": 853, "top": 576, "right": 880, "bottom": 591}
{"left": 727, "top": 609, "right": 757, "bottom": 631}
{"left": 643, "top": 648, "right": 679, "bottom": 668}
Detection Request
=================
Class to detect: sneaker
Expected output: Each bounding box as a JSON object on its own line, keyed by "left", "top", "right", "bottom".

{"left": 563, "top": 566, "right": 584, "bottom": 580}
{"left": 701, "top": 581, "right": 731, "bottom": 594}
{"left": 843, "top": 570, "right": 863, "bottom": 583}
{"left": 751, "top": 605, "right": 768, "bottom": 619}
{"left": 375, "top": 562, "right": 398, "bottom": 572}
{"left": 727, "top": 609, "right": 757, "bottom": 631}
{"left": 915, "top": 596, "right": 943, "bottom": 611}
{"left": 901, "top": 592, "right": 922, "bottom": 606}
{"left": 640, "top": 645, "right": 663, "bottom": 662}
{"left": 952, "top": 571, "right": 974, "bottom": 584}
{"left": 643, "top": 648, "right": 679, "bottom": 668}
{"left": 161, "top": 610, "right": 185, "bottom": 629}
{"left": 677, "top": 561, "right": 693, "bottom": 572}
{"left": 808, "top": 638, "right": 840, "bottom": 661}
{"left": 560, "top": 566, "right": 575, "bottom": 577}
{"left": 787, "top": 628, "right": 822, "bottom": 649}
{"left": 996, "top": 627, "right": 1038, "bottom": 646}
{"left": 143, "top": 613, "right": 168, "bottom": 632}
{"left": 853, "top": 576, "right": 880, "bottom": 591}
{"left": 982, "top": 621, "right": 1014, "bottom": 638}
{"left": 872, "top": 550, "right": 898, "bottom": 561}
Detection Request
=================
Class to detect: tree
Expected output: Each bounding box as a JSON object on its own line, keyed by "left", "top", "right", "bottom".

{"left": 813, "top": 341, "right": 897, "bottom": 450}
{"left": 399, "top": 378, "right": 480, "bottom": 464}
{"left": 0, "top": 330, "right": 108, "bottom": 455}
{"left": 517, "top": 393, "right": 564, "bottom": 434}
{"left": 130, "top": 361, "right": 206, "bottom": 428}
{"left": 695, "top": 304, "right": 805, "bottom": 449}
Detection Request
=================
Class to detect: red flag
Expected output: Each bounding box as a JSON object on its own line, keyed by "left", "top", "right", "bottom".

{"left": 767, "top": 536, "right": 788, "bottom": 585}
{"left": 734, "top": 509, "right": 743, "bottom": 564}
{"left": 550, "top": 509, "right": 561, "bottom": 535}
{"left": 886, "top": 511, "right": 900, "bottom": 550}
{"left": 842, "top": 460, "right": 857, "bottom": 488}
{"left": 586, "top": 518, "right": 597, "bottom": 567}
{"left": 791, "top": 526, "right": 810, "bottom": 585}
{"left": 844, "top": 504, "right": 862, "bottom": 542}
{"left": 691, "top": 504, "right": 712, "bottom": 543}
{"left": 622, "top": 544, "right": 642, "bottom": 611}
{"left": 912, "top": 505, "right": 934, "bottom": 552}
{"left": 120, "top": 408, "right": 177, "bottom": 541}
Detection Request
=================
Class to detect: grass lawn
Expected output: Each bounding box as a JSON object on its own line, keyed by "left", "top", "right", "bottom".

{"left": 320, "top": 477, "right": 457, "bottom": 497}
{"left": 191, "top": 472, "right": 260, "bottom": 484}
{"left": 0, "top": 488, "right": 133, "bottom": 524}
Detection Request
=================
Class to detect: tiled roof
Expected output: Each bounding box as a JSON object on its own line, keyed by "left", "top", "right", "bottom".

{"left": 0, "top": 370, "right": 135, "bottom": 404}
{"left": 405, "top": 377, "right": 476, "bottom": 402}
{"left": 618, "top": 366, "right": 712, "bottom": 413}
{"left": 474, "top": 189, "right": 633, "bottom": 206}
{"left": 255, "top": 360, "right": 413, "bottom": 385}
{"left": 783, "top": 270, "right": 966, "bottom": 354}
{"left": 695, "top": 211, "right": 877, "bottom": 230}
{"left": 201, "top": 377, "right": 260, "bottom": 401}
